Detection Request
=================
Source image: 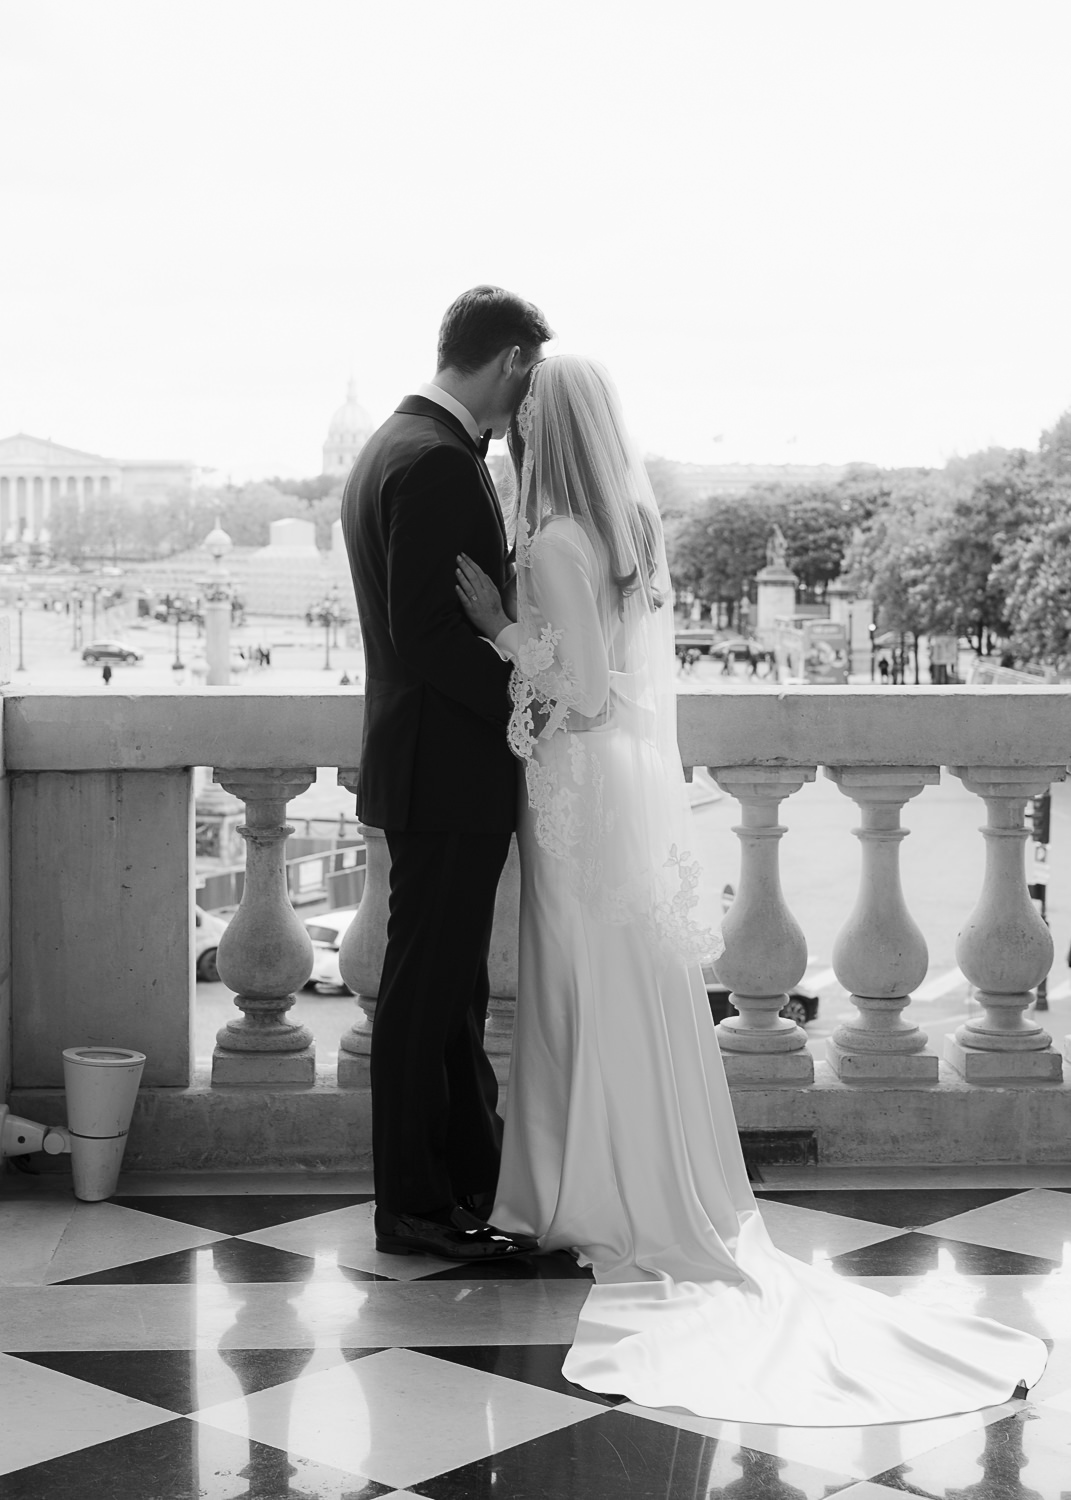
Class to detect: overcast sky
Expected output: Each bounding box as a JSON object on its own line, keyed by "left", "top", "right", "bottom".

{"left": 2, "top": 0, "right": 1069, "bottom": 481}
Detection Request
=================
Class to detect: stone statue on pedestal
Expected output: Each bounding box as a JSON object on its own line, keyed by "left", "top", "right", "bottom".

{"left": 766, "top": 525, "right": 788, "bottom": 570}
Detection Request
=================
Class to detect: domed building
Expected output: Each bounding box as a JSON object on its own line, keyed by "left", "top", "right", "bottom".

{"left": 322, "top": 379, "right": 373, "bottom": 477}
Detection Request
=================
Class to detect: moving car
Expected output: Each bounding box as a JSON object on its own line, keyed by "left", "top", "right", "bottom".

{"left": 82, "top": 639, "right": 144, "bottom": 665}
{"left": 304, "top": 908, "right": 358, "bottom": 993}
{"left": 195, "top": 906, "right": 231, "bottom": 983}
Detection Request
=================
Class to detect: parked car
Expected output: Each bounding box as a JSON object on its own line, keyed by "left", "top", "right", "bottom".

{"left": 701, "top": 965, "right": 819, "bottom": 1027}
{"left": 82, "top": 639, "right": 144, "bottom": 665}
{"left": 195, "top": 906, "right": 231, "bottom": 982}
{"left": 304, "top": 908, "right": 358, "bottom": 993}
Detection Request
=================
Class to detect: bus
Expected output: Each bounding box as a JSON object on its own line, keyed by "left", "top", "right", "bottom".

{"left": 773, "top": 616, "right": 849, "bottom": 684}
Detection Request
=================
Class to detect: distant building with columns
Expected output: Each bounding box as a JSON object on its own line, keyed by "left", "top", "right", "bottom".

{"left": 322, "top": 380, "right": 373, "bottom": 477}
{"left": 0, "top": 433, "right": 196, "bottom": 545}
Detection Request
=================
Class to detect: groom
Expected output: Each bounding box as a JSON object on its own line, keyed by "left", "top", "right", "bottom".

{"left": 341, "top": 286, "right": 552, "bottom": 1259}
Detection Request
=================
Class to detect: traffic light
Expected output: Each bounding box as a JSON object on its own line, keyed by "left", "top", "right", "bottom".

{"left": 1030, "top": 791, "right": 1051, "bottom": 844}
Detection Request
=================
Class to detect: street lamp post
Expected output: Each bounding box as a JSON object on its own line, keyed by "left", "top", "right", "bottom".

{"left": 173, "top": 612, "right": 183, "bottom": 670}
{"left": 16, "top": 591, "right": 26, "bottom": 673}
{"left": 202, "top": 521, "right": 234, "bottom": 686}
{"left": 70, "top": 590, "right": 82, "bottom": 651}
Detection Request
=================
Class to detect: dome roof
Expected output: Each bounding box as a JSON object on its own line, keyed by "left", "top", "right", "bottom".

{"left": 327, "top": 379, "right": 372, "bottom": 444}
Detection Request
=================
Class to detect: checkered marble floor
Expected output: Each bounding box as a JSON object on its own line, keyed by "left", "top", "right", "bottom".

{"left": 3, "top": 1166, "right": 1071, "bottom": 1498}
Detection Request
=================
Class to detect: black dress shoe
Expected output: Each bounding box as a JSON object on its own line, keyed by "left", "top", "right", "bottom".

{"left": 374, "top": 1209, "right": 537, "bottom": 1260}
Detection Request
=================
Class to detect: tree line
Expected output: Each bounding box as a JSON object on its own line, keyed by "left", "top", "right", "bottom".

{"left": 46, "top": 475, "right": 344, "bottom": 564}
{"left": 665, "top": 409, "right": 1071, "bottom": 670}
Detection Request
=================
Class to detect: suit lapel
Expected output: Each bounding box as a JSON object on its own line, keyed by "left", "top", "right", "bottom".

{"left": 396, "top": 395, "right": 508, "bottom": 557}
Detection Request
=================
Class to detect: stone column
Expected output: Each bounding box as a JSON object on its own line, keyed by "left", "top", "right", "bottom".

{"left": 945, "top": 766, "right": 1065, "bottom": 1082}
{"left": 825, "top": 767, "right": 940, "bottom": 1081}
{"left": 212, "top": 769, "right": 317, "bottom": 1086}
{"left": 709, "top": 766, "right": 816, "bottom": 1082}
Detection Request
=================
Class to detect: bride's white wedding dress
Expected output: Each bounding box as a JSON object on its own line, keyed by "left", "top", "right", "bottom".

{"left": 489, "top": 415, "right": 1046, "bottom": 1423}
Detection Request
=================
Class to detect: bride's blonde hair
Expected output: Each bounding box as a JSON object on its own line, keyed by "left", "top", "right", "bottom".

{"left": 508, "top": 356, "right": 663, "bottom": 610}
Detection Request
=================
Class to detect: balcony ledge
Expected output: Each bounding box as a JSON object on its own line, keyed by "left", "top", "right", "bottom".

{"left": 11, "top": 1067, "right": 1071, "bottom": 1173}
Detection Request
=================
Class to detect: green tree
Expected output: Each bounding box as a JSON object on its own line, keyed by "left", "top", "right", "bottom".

{"left": 667, "top": 492, "right": 779, "bottom": 621}
{"left": 1039, "top": 408, "right": 1071, "bottom": 479}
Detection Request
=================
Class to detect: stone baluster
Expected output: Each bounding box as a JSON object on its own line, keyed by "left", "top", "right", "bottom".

{"left": 825, "top": 767, "right": 940, "bottom": 1081}
{"left": 945, "top": 766, "right": 1065, "bottom": 1082}
{"left": 212, "top": 768, "right": 317, "bottom": 1086}
{"left": 709, "top": 767, "right": 816, "bottom": 1082}
{"left": 336, "top": 813, "right": 388, "bottom": 1087}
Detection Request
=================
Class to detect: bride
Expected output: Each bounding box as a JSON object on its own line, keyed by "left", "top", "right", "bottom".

{"left": 454, "top": 354, "right": 1046, "bottom": 1426}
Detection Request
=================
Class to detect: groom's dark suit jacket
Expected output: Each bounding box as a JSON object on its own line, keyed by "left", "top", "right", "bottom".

{"left": 341, "top": 395, "right": 516, "bottom": 833}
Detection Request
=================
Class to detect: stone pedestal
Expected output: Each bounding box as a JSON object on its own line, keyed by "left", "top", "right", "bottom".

{"left": 755, "top": 563, "right": 798, "bottom": 651}
{"left": 204, "top": 598, "right": 231, "bottom": 686}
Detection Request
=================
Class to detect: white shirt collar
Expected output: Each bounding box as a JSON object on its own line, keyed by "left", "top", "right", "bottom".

{"left": 417, "top": 381, "right": 481, "bottom": 445}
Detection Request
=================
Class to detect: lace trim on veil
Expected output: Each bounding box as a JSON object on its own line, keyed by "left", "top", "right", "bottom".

{"left": 506, "top": 615, "right": 718, "bottom": 966}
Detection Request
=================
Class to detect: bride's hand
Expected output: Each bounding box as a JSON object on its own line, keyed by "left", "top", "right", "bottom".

{"left": 456, "top": 554, "right": 511, "bottom": 640}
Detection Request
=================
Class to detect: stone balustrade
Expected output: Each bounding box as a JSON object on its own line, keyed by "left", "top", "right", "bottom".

{"left": 5, "top": 685, "right": 1071, "bottom": 1170}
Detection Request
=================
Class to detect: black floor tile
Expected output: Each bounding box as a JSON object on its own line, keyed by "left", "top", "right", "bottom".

{"left": 422, "top": 1250, "right": 593, "bottom": 1282}
{"left": 1, "top": 1417, "right": 391, "bottom": 1499}
{"left": 829, "top": 1231, "right": 1060, "bottom": 1277}
{"left": 754, "top": 1187, "right": 1025, "bottom": 1229}
{"left": 54, "top": 1237, "right": 377, "bottom": 1285}
{"left": 410, "top": 1406, "right": 858, "bottom": 1499}
{"left": 11, "top": 1348, "right": 331, "bottom": 1415}
{"left": 410, "top": 1343, "right": 627, "bottom": 1407}
{"left": 109, "top": 1193, "right": 373, "bottom": 1236}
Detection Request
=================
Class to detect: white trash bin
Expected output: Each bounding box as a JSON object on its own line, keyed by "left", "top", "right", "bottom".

{"left": 62, "top": 1046, "right": 146, "bottom": 1201}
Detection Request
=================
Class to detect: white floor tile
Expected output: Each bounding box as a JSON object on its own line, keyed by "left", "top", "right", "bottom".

{"left": 1039, "top": 1383, "right": 1071, "bottom": 1413}
{"left": 757, "top": 1199, "right": 905, "bottom": 1263}
{"left": 0, "top": 1191, "right": 76, "bottom": 1285}
{"left": 43, "top": 1199, "right": 228, "bottom": 1283}
{"left": 620, "top": 1394, "right": 1017, "bottom": 1479}
{"left": 193, "top": 1347, "right": 600, "bottom": 1490}
{"left": 240, "top": 1200, "right": 465, "bottom": 1280}
{"left": 0, "top": 1350, "right": 174, "bottom": 1476}
{"left": 923, "top": 1188, "right": 1071, "bottom": 1261}
{"left": 0, "top": 1277, "right": 589, "bottom": 1352}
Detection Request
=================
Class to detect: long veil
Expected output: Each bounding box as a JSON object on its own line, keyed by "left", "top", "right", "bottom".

{"left": 505, "top": 356, "right": 720, "bottom": 965}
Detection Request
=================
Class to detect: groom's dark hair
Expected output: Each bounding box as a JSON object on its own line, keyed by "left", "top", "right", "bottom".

{"left": 437, "top": 286, "right": 553, "bottom": 375}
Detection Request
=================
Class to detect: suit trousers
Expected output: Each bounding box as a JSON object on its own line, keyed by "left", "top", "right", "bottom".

{"left": 372, "top": 828, "right": 512, "bottom": 1221}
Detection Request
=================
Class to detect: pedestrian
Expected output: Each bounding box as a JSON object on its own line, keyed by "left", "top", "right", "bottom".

{"left": 101, "top": 663, "right": 112, "bottom": 687}
{"left": 339, "top": 671, "right": 352, "bottom": 686}
{"left": 878, "top": 656, "right": 890, "bottom": 684}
